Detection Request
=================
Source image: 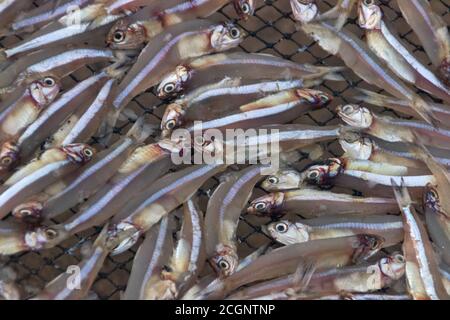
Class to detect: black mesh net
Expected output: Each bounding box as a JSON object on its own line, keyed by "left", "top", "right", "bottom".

{"left": 1, "top": 0, "right": 449, "bottom": 299}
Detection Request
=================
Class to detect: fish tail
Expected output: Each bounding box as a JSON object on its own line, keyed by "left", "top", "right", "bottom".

{"left": 391, "top": 177, "right": 413, "bottom": 209}
{"left": 301, "top": 64, "right": 345, "bottom": 81}
{"left": 125, "top": 114, "right": 156, "bottom": 143}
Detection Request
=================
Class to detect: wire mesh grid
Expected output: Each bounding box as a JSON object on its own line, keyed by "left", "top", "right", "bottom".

{"left": 0, "top": 0, "right": 449, "bottom": 299}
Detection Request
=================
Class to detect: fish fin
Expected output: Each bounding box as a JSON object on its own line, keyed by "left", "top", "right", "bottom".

{"left": 391, "top": 177, "right": 413, "bottom": 209}
{"left": 125, "top": 114, "right": 156, "bottom": 143}
{"left": 285, "top": 259, "right": 316, "bottom": 298}
{"left": 96, "top": 109, "right": 120, "bottom": 145}
{"left": 412, "top": 97, "right": 440, "bottom": 128}
{"left": 354, "top": 88, "right": 400, "bottom": 106}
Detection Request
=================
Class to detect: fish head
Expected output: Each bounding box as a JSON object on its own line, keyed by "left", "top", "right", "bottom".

{"left": 290, "top": 0, "right": 318, "bottom": 24}
{"left": 303, "top": 158, "right": 343, "bottom": 186}
{"left": 423, "top": 183, "right": 443, "bottom": 213}
{"left": 12, "top": 201, "right": 44, "bottom": 225}
{"left": 265, "top": 220, "right": 310, "bottom": 245}
{"left": 157, "top": 66, "right": 191, "bottom": 99}
{"left": 358, "top": 0, "right": 382, "bottom": 30}
{"left": 339, "top": 131, "right": 373, "bottom": 160}
{"left": 296, "top": 89, "right": 332, "bottom": 106}
{"left": 261, "top": 169, "right": 302, "bottom": 191}
{"left": 379, "top": 252, "right": 406, "bottom": 280}
{"left": 210, "top": 244, "right": 239, "bottom": 278}
{"left": 352, "top": 234, "right": 384, "bottom": 263}
{"left": 24, "top": 225, "right": 68, "bottom": 250}
{"left": 337, "top": 104, "right": 373, "bottom": 128}
{"left": 233, "top": 0, "right": 256, "bottom": 19}
{"left": 61, "top": 143, "right": 96, "bottom": 164}
{"left": 30, "top": 77, "right": 60, "bottom": 108}
{"left": 210, "top": 23, "right": 245, "bottom": 52}
{"left": 0, "top": 141, "right": 19, "bottom": 172}
{"left": 247, "top": 192, "right": 285, "bottom": 217}
{"left": 107, "top": 19, "right": 146, "bottom": 49}
{"left": 161, "top": 102, "right": 186, "bottom": 138}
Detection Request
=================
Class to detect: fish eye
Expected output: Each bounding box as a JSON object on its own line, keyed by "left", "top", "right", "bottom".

{"left": 1, "top": 156, "right": 12, "bottom": 166}
{"left": 241, "top": 2, "right": 250, "bottom": 13}
{"left": 163, "top": 82, "right": 176, "bottom": 93}
{"left": 43, "top": 77, "right": 56, "bottom": 86}
{"left": 217, "top": 259, "right": 230, "bottom": 270}
{"left": 268, "top": 176, "right": 279, "bottom": 184}
{"left": 254, "top": 202, "right": 266, "bottom": 211}
{"left": 83, "top": 148, "right": 94, "bottom": 158}
{"left": 364, "top": 0, "right": 374, "bottom": 5}
{"left": 165, "top": 119, "right": 177, "bottom": 130}
{"left": 394, "top": 254, "right": 405, "bottom": 263}
{"left": 429, "top": 189, "right": 439, "bottom": 199}
{"left": 229, "top": 27, "right": 241, "bottom": 39}
{"left": 19, "top": 209, "right": 32, "bottom": 216}
{"left": 307, "top": 169, "right": 319, "bottom": 180}
{"left": 342, "top": 105, "right": 354, "bottom": 114}
{"left": 113, "top": 30, "right": 125, "bottom": 43}
{"left": 275, "top": 222, "right": 288, "bottom": 233}
{"left": 45, "top": 228, "right": 58, "bottom": 240}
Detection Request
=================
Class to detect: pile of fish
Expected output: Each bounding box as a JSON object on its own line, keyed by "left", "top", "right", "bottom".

{"left": 0, "top": 0, "right": 449, "bottom": 300}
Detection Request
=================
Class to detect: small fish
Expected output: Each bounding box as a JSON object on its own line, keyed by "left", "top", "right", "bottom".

{"left": 157, "top": 52, "right": 344, "bottom": 99}
{"left": 301, "top": 157, "right": 435, "bottom": 198}
{"left": 0, "top": 10, "right": 125, "bottom": 60}
{"left": 339, "top": 131, "right": 450, "bottom": 170}
{"left": 355, "top": 89, "right": 450, "bottom": 124}
{"left": 397, "top": 0, "right": 450, "bottom": 85}
{"left": 392, "top": 179, "right": 449, "bottom": 300}
{"left": 159, "top": 198, "right": 206, "bottom": 298}
{"left": 195, "top": 234, "right": 384, "bottom": 299}
{"left": 248, "top": 188, "right": 399, "bottom": 219}
{"left": 126, "top": 216, "right": 176, "bottom": 300}
{"left": 185, "top": 88, "right": 331, "bottom": 133}
{"left": 358, "top": 0, "right": 450, "bottom": 103}
{"left": 338, "top": 104, "right": 450, "bottom": 151}
{"left": 300, "top": 21, "right": 438, "bottom": 126}
{"left": 265, "top": 214, "right": 403, "bottom": 247}
{"left": 205, "top": 166, "right": 266, "bottom": 278}
{"left": 228, "top": 253, "right": 405, "bottom": 299}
